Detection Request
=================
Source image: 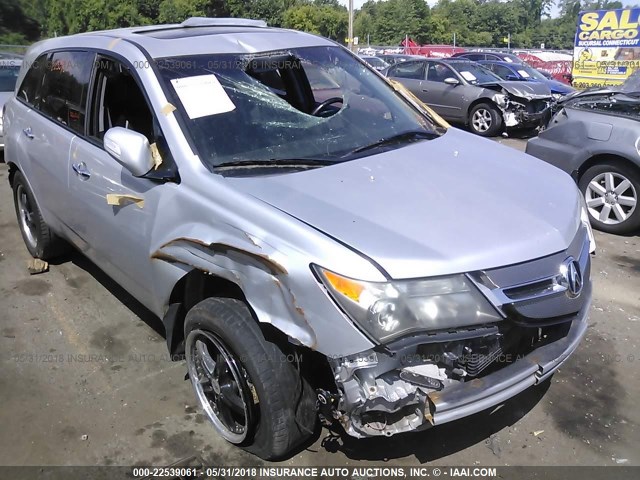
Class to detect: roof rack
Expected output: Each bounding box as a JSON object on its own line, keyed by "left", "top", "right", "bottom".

{"left": 180, "top": 17, "right": 267, "bottom": 28}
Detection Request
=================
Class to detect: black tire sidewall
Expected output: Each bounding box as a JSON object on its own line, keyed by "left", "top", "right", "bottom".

{"left": 469, "top": 102, "right": 503, "bottom": 137}
{"left": 578, "top": 162, "right": 640, "bottom": 235}
{"left": 184, "top": 298, "right": 313, "bottom": 459}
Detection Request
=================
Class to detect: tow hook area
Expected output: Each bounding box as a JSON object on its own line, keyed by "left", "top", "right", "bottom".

{"left": 317, "top": 389, "right": 341, "bottom": 427}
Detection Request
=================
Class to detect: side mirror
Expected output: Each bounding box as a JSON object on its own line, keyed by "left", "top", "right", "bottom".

{"left": 505, "top": 75, "right": 521, "bottom": 81}
{"left": 104, "top": 127, "right": 154, "bottom": 177}
{"left": 444, "top": 77, "right": 460, "bottom": 86}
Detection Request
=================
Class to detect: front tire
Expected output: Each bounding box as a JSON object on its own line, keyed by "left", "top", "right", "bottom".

{"left": 184, "top": 298, "right": 316, "bottom": 460}
{"left": 12, "top": 171, "right": 68, "bottom": 260}
{"left": 579, "top": 162, "right": 640, "bottom": 234}
{"left": 468, "top": 102, "right": 503, "bottom": 137}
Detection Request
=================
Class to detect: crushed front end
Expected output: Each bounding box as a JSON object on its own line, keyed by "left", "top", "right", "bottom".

{"left": 488, "top": 85, "right": 552, "bottom": 130}
{"left": 320, "top": 228, "right": 591, "bottom": 438}
{"left": 502, "top": 96, "right": 552, "bottom": 129}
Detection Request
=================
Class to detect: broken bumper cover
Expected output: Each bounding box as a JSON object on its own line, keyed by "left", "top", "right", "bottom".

{"left": 504, "top": 108, "right": 551, "bottom": 129}
{"left": 516, "top": 109, "right": 551, "bottom": 127}
{"left": 333, "top": 290, "right": 590, "bottom": 438}
{"left": 428, "top": 304, "right": 588, "bottom": 425}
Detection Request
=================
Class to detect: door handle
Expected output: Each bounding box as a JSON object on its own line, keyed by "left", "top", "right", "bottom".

{"left": 421, "top": 88, "right": 429, "bottom": 92}
{"left": 23, "top": 127, "right": 34, "bottom": 139}
{"left": 72, "top": 162, "right": 91, "bottom": 179}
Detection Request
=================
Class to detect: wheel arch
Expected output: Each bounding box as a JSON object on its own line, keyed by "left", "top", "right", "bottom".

{"left": 6, "top": 160, "right": 19, "bottom": 187}
{"left": 164, "top": 269, "right": 247, "bottom": 356}
{"left": 466, "top": 97, "right": 502, "bottom": 124}
{"left": 577, "top": 153, "right": 640, "bottom": 182}
{"left": 164, "top": 268, "right": 334, "bottom": 391}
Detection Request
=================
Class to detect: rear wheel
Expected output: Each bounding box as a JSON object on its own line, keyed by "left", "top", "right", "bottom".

{"left": 184, "top": 298, "right": 316, "bottom": 459}
{"left": 579, "top": 162, "right": 640, "bottom": 234}
{"left": 468, "top": 102, "right": 503, "bottom": 137}
{"left": 12, "top": 171, "right": 68, "bottom": 260}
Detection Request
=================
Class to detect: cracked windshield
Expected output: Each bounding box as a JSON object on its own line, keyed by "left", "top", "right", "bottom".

{"left": 158, "top": 46, "right": 440, "bottom": 168}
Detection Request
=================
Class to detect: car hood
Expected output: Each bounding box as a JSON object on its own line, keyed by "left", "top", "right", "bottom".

{"left": 481, "top": 81, "right": 552, "bottom": 99}
{"left": 546, "top": 79, "right": 575, "bottom": 95}
{"left": 226, "top": 129, "right": 580, "bottom": 279}
{"left": 558, "top": 86, "right": 616, "bottom": 104}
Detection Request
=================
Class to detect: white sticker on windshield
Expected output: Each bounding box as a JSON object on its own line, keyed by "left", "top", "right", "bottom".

{"left": 460, "top": 71, "right": 477, "bottom": 82}
{"left": 170, "top": 74, "right": 235, "bottom": 119}
{"left": 518, "top": 69, "right": 530, "bottom": 78}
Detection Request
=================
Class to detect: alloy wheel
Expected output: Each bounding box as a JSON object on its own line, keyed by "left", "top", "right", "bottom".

{"left": 16, "top": 184, "right": 37, "bottom": 249}
{"left": 585, "top": 171, "right": 637, "bottom": 225}
{"left": 186, "top": 329, "right": 255, "bottom": 443}
{"left": 472, "top": 108, "right": 492, "bottom": 133}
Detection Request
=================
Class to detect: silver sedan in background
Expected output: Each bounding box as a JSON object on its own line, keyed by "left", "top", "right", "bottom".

{"left": 385, "top": 58, "right": 552, "bottom": 136}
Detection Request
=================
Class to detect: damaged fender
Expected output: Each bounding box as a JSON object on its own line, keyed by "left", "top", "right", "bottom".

{"left": 149, "top": 218, "right": 381, "bottom": 358}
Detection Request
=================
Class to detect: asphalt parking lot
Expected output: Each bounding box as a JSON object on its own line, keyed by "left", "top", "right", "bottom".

{"left": 0, "top": 135, "right": 639, "bottom": 468}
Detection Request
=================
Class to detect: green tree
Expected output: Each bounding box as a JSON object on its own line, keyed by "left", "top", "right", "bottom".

{"left": 358, "top": 0, "right": 430, "bottom": 45}
{"left": 283, "top": 2, "right": 348, "bottom": 41}
{"left": 0, "top": 0, "right": 40, "bottom": 43}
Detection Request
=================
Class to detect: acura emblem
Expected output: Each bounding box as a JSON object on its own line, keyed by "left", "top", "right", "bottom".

{"left": 560, "top": 257, "right": 583, "bottom": 298}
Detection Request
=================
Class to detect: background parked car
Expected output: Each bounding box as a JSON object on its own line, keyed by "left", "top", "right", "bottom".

{"left": 526, "top": 89, "right": 640, "bottom": 234}
{"left": 479, "top": 60, "right": 575, "bottom": 100}
{"left": 360, "top": 55, "right": 389, "bottom": 72}
{"left": 377, "top": 53, "right": 424, "bottom": 65}
{"left": 0, "top": 55, "right": 22, "bottom": 151}
{"left": 452, "top": 51, "right": 524, "bottom": 64}
{"left": 385, "top": 58, "right": 552, "bottom": 136}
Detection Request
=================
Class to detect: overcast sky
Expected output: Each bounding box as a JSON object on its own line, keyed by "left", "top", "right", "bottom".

{"left": 338, "top": 0, "right": 639, "bottom": 19}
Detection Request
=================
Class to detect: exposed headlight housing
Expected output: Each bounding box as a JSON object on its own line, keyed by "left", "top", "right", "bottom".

{"left": 493, "top": 93, "right": 508, "bottom": 107}
{"left": 314, "top": 266, "right": 502, "bottom": 343}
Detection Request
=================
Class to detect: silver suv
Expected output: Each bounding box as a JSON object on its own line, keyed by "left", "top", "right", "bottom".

{"left": 4, "top": 18, "right": 594, "bottom": 459}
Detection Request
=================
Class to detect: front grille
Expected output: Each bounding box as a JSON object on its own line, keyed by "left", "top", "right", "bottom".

{"left": 469, "top": 226, "right": 591, "bottom": 325}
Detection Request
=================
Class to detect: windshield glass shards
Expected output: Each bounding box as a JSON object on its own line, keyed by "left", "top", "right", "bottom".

{"left": 157, "top": 47, "right": 442, "bottom": 171}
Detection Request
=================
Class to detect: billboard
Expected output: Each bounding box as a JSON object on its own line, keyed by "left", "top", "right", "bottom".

{"left": 573, "top": 8, "right": 640, "bottom": 88}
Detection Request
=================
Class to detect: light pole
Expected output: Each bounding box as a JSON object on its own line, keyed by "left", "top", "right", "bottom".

{"left": 348, "top": 0, "right": 354, "bottom": 51}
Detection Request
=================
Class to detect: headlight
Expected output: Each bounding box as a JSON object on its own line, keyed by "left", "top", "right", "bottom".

{"left": 314, "top": 266, "right": 502, "bottom": 343}
{"left": 579, "top": 190, "right": 597, "bottom": 254}
{"left": 552, "top": 93, "right": 563, "bottom": 101}
{"left": 493, "top": 93, "right": 508, "bottom": 107}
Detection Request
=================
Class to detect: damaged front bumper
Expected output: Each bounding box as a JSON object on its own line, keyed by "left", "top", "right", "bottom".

{"left": 501, "top": 99, "right": 552, "bottom": 129}
{"left": 328, "top": 294, "right": 590, "bottom": 438}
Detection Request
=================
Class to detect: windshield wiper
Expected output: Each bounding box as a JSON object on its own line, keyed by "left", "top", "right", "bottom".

{"left": 344, "top": 130, "right": 438, "bottom": 157}
{"left": 213, "top": 158, "right": 338, "bottom": 170}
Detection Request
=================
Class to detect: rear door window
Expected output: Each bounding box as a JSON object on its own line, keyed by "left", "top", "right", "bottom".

{"left": 39, "top": 51, "right": 94, "bottom": 134}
